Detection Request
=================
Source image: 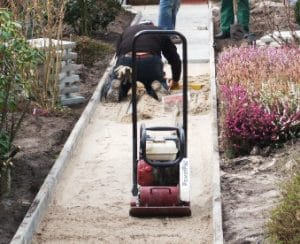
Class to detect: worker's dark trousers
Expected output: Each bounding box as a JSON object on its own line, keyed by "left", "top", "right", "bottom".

{"left": 220, "top": 0, "right": 250, "bottom": 33}
{"left": 114, "top": 55, "right": 166, "bottom": 100}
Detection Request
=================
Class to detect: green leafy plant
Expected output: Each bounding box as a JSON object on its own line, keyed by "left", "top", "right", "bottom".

{"left": 0, "top": 9, "right": 42, "bottom": 194}
{"left": 266, "top": 171, "right": 300, "bottom": 243}
{"left": 74, "top": 36, "right": 113, "bottom": 67}
{"left": 4, "top": 0, "right": 67, "bottom": 111}
{"left": 65, "top": 0, "right": 121, "bottom": 36}
{"left": 296, "top": 0, "right": 300, "bottom": 25}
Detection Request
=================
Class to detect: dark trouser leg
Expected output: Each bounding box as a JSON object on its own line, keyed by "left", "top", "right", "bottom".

{"left": 119, "top": 81, "right": 131, "bottom": 101}
{"left": 237, "top": 0, "right": 250, "bottom": 32}
{"left": 116, "top": 55, "right": 164, "bottom": 100}
{"left": 220, "top": 0, "right": 234, "bottom": 33}
{"left": 114, "top": 57, "right": 133, "bottom": 101}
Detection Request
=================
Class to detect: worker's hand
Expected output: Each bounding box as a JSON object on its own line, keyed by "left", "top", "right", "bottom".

{"left": 167, "top": 79, "right": 180, "bottom": 91}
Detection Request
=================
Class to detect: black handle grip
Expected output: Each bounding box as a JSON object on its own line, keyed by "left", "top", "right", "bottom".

{"left": 140, "top": 125, "right": 185, "bottom": 167}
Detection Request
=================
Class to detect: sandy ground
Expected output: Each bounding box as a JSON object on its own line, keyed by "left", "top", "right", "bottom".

{"left": 32, "top": 75, "right": 214, "bottom": 243}
{"left": 221, "top": 141, "right": 300, "bottom": 243}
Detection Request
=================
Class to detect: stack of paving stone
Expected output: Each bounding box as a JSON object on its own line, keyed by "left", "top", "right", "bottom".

{"left": 256, "top": 30, "right": 300, "bottom": 47}
{"left": 28, "top": 38, "right": 85, "bottom": 106}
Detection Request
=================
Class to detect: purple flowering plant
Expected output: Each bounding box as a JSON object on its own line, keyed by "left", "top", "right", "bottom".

{"left": 217, "top": 46, "right": 300, "bottom": 156}
{"left": 220, "top": 85, "right": 279, "bottom": 155}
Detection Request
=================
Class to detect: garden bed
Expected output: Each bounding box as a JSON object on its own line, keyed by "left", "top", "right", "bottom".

{"left": 0, "top": 10, "right": 134, "bottom": 244}
{"left": 212, "top": 0, "right": 300, "bottom": 242}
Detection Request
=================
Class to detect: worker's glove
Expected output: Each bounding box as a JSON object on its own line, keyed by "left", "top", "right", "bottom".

{"left": 167, "top": 79, "right": 180, "bottom": 91}
{"left": 114, "top": 65, "right": 132, "bottom": 84}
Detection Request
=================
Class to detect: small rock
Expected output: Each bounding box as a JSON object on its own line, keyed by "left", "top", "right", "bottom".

{"left": 261, "top": 146, "right": 271, "bottom": 157}
{"left": 285, "top": 159, "right": 297, "bottom": 172}
{"left": 250, "top": 146, "right": 260, "bottom": 155}
{"left": 18, "top": 199, "right": 31, "bottom": 207}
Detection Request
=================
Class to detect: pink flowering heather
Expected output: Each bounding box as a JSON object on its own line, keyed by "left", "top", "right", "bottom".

{"left": 220, "top": 85, "right": 279, "bottom": 155}
{"left": 217, "top": 46, "right": 300, "bottom": 90}
{"left": 217, "top": 46, "right": 300, "bottom": 156}
{"left": 271, "top": 101, "right": 300, "bottom": 141}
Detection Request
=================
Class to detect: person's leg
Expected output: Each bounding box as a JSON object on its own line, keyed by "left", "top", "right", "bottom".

{"left": 158, "top": 0, "right": 174, "bottom": 30}
{"left": 145, "top": 84, "right": 159, "bottom": 100}
{"left": 237, "top": 0, "right": 249, "bottom": 32}
{"left": 220, "top": 0, "right": 234, "bottom": 34}
{"left": 136, "top": 56, "right": 165, "bottom": 100}
{"left": 109, "top": 56, "right": 132, "bottom": 101}
{"left": 172, "top": 0, "right": 181, "bottom": 30}
{"left": 110, "top": 56, "right": 165, "bottom": 100}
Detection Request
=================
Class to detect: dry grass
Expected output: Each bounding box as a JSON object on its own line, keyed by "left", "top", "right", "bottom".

{"left": 266, "top": 168, "right": 300, "bottom": 243}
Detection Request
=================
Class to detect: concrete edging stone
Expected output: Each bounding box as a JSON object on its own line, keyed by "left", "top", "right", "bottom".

{"left": 10, "top": 10, "right": 142, "bottom": 244}
{"left": 208, "top": 2, "right": 224, "bottom": 244}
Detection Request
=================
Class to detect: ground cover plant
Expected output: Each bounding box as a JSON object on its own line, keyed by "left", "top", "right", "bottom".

{"left": 217, "top": 46, "right": 300, "bottom": 157}
{"left": 74, "top": 36, "right": 113, "bottom": 67}
{"left": 65, "top": 0, "right": 121, "bottom": 36}
{"left": 266, "top": 166, "right": 300, "bottom": 243}
{"left": 295, "top": 0, "right": 300, "bottom": 25}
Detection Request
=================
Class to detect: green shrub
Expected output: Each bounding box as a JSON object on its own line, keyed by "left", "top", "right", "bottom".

{"left": 266, "top": 172, "right": 300, "bottom": 243}
{"left": 3, "top": 1, "right": 67, "bottom": 110}
{"left": 0, "top": 9, "right": 42, "bottom": 193}
{"left": 65, "top": 0, "right": 122, "bottom": 36}
{"left": 295, "top": 0, "right": 300, "bottom": 25}
{"left": 74, "top": 36, "right": 113, "bottom": 66}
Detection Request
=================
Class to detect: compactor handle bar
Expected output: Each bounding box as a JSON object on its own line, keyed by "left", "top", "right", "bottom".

{"left": 131, "top": 30, "right": 188, "bottom": 196}
{"left": 140, "top": 125, "right": 185, "bottom": 167}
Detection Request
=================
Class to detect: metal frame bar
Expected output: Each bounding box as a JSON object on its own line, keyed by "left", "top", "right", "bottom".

{"left": 131, "top": 30, "right": 188, "bottom": 196}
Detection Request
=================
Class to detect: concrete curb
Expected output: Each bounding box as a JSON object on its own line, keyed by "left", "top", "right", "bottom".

{"left": 10, "top": 11, "right": 142, "bottom": 244}
{"left": 208, "top": 3, "right": 224, "bottom": 244}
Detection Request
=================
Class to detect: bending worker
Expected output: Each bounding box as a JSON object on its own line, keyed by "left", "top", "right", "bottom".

{"left": 106, "top": 21, "right": 181, "bottom": 102}
{"left": 215, "top": 0, "right": 250, "bottom": 39}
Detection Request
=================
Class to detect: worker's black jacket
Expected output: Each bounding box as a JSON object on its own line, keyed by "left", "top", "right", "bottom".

{"left": 116, "top": 24, "right": 181, "bottom": 82}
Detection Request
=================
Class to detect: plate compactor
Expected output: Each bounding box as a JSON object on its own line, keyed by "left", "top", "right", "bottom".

{"left": 129, "top": 30, "right": 191, "bottom": 217}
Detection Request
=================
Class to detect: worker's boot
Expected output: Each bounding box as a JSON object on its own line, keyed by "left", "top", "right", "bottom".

{"left": 151, "top": 80, "right": 162, "bottom": 91}
{"left": 135, "top": 81, "right": 147, "bottom": 98}
{"left": 152, "top": 80, "right": 167, "bottom": 100}
{"left": 215, "top": 31, "right": 230, "bottom": 39}
{"left": 106, "top": 79, "right": 121, "bottom": 102}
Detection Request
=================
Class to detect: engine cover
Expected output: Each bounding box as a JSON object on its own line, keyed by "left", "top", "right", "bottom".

{"left": 137, "top": 160, "right": 154, "bottom": 186}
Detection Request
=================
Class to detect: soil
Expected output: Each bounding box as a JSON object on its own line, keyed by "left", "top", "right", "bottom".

{"left": 0, "top": 10, "right": 134, "bottom": 244}
{"left": 212, "top": 0, "right": 300, "bottom": 243}
{"left": 212, "top": 0, "right": 300, "bottom": 52}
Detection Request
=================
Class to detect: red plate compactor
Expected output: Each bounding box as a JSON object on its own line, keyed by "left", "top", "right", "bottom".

{"left": 129, "top": 30, "right": 191, "bottom": 217}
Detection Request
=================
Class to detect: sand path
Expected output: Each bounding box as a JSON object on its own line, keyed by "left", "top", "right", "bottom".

{"left": 33, "top": 75, "right": 214, "bottom": 243}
